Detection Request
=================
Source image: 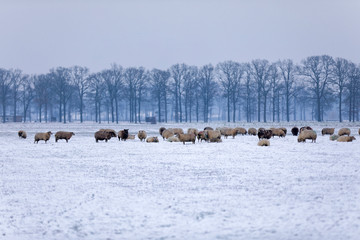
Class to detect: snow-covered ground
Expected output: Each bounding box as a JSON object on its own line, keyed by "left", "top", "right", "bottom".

{"left": 1, "top": 121, "right": 360, "bottom": 240}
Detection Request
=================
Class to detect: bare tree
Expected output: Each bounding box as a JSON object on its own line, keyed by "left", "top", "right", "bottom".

{"left": 150, "top": 69, "right": 170, "bottom": 123}
{"left": 70, "top": 66, "right": 90, "bottom": 123}
{"left": 347, "top": 63, "right": 360, "bottom": 121}
{"left": 103, "top": 64, "right": 123, "bottom": 123}
{"left": 34, "top": 74, "right": 52, "bottom": 122}
{"left": 332, "top": 58, "right": 350, "bottom": 122}
{"left": 20, "top": 75, "right": 34, "bottom": 122}
{"left": 301, "top": 55, "right": 334, "bottom": 121}
{"left": 0, "top": 69, "right": 11, "bottom": 123}
{"left": 89, "top": 73, "right": 106, "bottom": 123}
{"left": 269, "top": 63, "right": 281, "bottom": 122}
{"left": 170, "top": 63, "right": 189, "bottom": 123}
{"left": 198, "top": 64, "right": 217, "bottom": 122}
{"left": 9, "top": 69, "right": 23, "bottom": 122}
{"left": 183, "top": 66, "right": 197, "bottom": 122}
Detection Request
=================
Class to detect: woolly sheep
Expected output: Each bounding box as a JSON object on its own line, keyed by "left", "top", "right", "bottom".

{"left": 34, "top": 131, "right": 52, "bottom": 144}
{"left": 258, "top": 129, "right": 272, "bottom": 139}
{"left": 205, "top": 130, "right": 221, "bottom": 142}
{"left": 159, "top": 127, "right": 166, "bottom": 136}
{"left": 187, "top": 128, "right": 199, "bottom": 136}
{"left": 167, "top": 136, "right": 180, "bottom": 142}
{"left": 300, "top": 126, "right": 313, "bottom": 133}
{"left": 235, "top": 127, "right": 247, "bottom": 136}
{"left": 94, "top": 130, "right": 112, "bottom": 142}
{"left": 270, "top": 128, "right": 285, "bottom": 138}
{"left": 161, "top": 129, "right": 174, "bottom": 140}
{"left": 197, "top": 131, "right": 207, "bottom": 142}
{"left": 279, "top": 127, "right": 287, "bottom": 135}
{"left": 257, "top": 139, "right": 270, "bottom": 146}
{"left": 291, "top": 127, "right": 299, "bottom": 136}
{"left": 321, "top": 128, "right": 335, "bottom": 136}
{"left": 329, "top": 135, "right": 339, "bottom": 141}
{"left": 167, "top": 128, "right": 184, "bottom": 135}
{"left": 127, "top": 135, "right": 135, "bottom": 140}
{"left": 298, "top": 130, "right": 317, "bottom": 143}
{"left": 248, "top": 128, "right": 257, "bottom": 136}
{"left": 146, "top": 136, "right": 159, "bottom": 143}
{"left": 204, "top": 127, "right": 213, "bottom": 131}
{"left": 223, "top": 128, "right": 237, "bottom": 139}
{"left": 138, "top": 130, "right": 147, "bottom": 141}
{"left": 18, "top": 130, "right": 27, "bottom": 139}
{"left": 338, "top": 128, "right": 350, "bottom": 136}
{"left": 118, "top": 129, "right": 129, "bottom": 141}
{"left": 176, "top": 133, "right": 196, "bottom": 144}
{"left": 99, "top": 129, "right": 117, "bottom": 138}
{"left": 55, "top": 131, "right": 75, "bottom": 143}
{"left": 337, "top": 136, "right": 356, "bottom": 142}
{"left": 217, "top": 127, "right": 230, "bottom": 136}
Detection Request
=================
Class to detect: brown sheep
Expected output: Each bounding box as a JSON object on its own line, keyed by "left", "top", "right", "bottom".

{"left": 159, "top": 127, "right": 166, "bottom": 136}
{"left": 167, "top": 136, "right": 180, "bottom": 142}
{"left": 329, "top": 135, "right": 339, "bottom": 141}
{"left": 270, "top": 128, "right": 285, "bottom": 138}
{"left": 118, "top": 129, "right": 129, "bottom": 141}
{"left": 204, "top": 127, "right": 213, "bottom": 131}
{"left": 18, "top": 130, "right": 27, "bottom": 139}
{"left": 338, "top": 128, "right": 350, "bottom": 136}
{"left": 291, "top": 127, "right": 299, "bottom": 136}
{"left": 99, "top": 129, "right": 117, "bottom": 138}
{"left": 146, "top": 136, "right": 159, "bottom": 143}
{"left": 298, "top": 130, "right": 317, "bottom": 143}
{"left": 168, "top": 128, "right": 184, "bottom": 135}
{"left": 217, "top": 127, "right": 230, "bottom": 136}
{"left": 176, "top": 133, "right": 196, "bottom": 144}
{"left": 187, "top": 128, "right": 199, "bottom": 136}
{"left": 223, "top": 128, "right": 236, "bottom": 139}
{"left": 34, "top": 131, "right": 52, "bottom": 144}
{"left": 258, "top": 139, "right": 270, "bottom": 146}
{"left": 337, "top": 136, "right": 356, "bottom": 142}
{"left": 55, "top": 131, "right": 75, "bottom": 143}
{"left": 300, "top": 126, "right": 313, "bottom": 133}
{"left": 234, "top": 127, "right": 247, "bottom": 135}
{"left": 161, "top": 129, "right": 174, "bottom": 140}
{"left": 205, "top": 130, "right": 221, "bottom": 142}
{"left": 280, "top": 127, "right": 287, "bottom": 135}
{"left": 248, "top": 128, "right": 257, "bottom": 136}
{"left": 197, "top": 131, "right": 207, "bottom": 142}
{"left": 321, "top": 128, "right": 335, "bottom": 136}
{"left": 258, "top": 129, "right": 272, "bottom": 139}
{"left": 127, "top": 135, "right": 135, "bottom": 140}
{"left": 95, "top": 130, "right": 112, "bottom": 142}
{"left": 138, "top": 130, "right": 147, "bottom": 141}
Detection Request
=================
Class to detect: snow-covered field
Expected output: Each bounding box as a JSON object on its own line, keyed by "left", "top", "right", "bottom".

{"left": 1, "top": 121, "right": 360, "bottom": 240}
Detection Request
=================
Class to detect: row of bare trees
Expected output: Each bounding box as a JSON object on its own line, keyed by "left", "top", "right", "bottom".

{"left": 0, "top": 55, "right": 359, "bottom": 123}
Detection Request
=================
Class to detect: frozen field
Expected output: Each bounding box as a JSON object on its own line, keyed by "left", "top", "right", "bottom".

{"left": 1, "top": 121, "right": 360, "bottom": 240}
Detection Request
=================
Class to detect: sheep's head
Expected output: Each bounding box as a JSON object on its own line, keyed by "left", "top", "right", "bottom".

{"left": 47, "top": 131, "right": 52, "bottom": 135}
{"left": 72, "top": 132, "right": 75, "bottom": 136}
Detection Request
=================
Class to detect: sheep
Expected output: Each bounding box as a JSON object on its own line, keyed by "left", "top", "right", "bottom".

{"left": 161, "top": 129, "right": 174, "bottom": 140}
{"left": 258, "top": 139, "right": 270, "bottom": 146}
{"left": 205, "top": 130, "right": 221, "bottom": 142}
{"left": 235, "top": 127, "right": 247, "bottom": 135}
{"left": 138, "top": 130, "right": 147, "bottom": 141}
{"left": 118, "top": 129, "right": 129, "bottom": 141}
{"left": 99, "top": 129, "right": 117, "bottom": 138}
{"left": 337, "top": 136, "right": 356, "bottom": 142}
{"left": 94, "top": 130, "right": 112, "bottom": 142}
{"left": 321, "top": 128, "right": 335, "bottom": 136}
{"left": 217, "top": 127, "right": 231, "bottom": 136}
{"left": 248, "top": 128, "right": 257, "bottom": 136}
{"left": 127, "top": 135, "right": 135, "bottom": 140}
{"left": 167, "top": 136, "right": 180, "bottom": 142}
{"left": 338, "top": 128, "right": 350, "bottom": 136}
{"left": 297, "top": 130, "right": 317, "bottom": 143}
{"left": 223, "top": 128, "right": 237, "bottom": 139}
{"left": 18, "top": 130, "right": 27, "bottom": 139}
{"left": 187, "top": 128, "right": 199, "bottom": 136}
{"left": 146, "top": 136, "right": 159, "bottom": 143}
{"left": 270, "top": 128, "right": 285, "bottom": 138}
{"left": 34, "top": 131, "right": 52, "bottom": 144}
{"left": 300, "top": 126, "right": 313, "bottom": 133}
{"left": 167, "top": 128, "right": 184, "bottom": 135}
{"left": 291, "top": 127, "right": 299, "bottom": 136}
{"left": 159, "top": 127, "right": 166, "bottom": 136}
{"left": 55, "top": 131, "right": 75, "bottom": 143}
{"left": 204, "top": 127, "right": 213, "bottom": 131}
{"left": 258, "top": 129, "right": 272, "bottom": 139}
{"left": 329, "top": 135, "right": 339, "bottom": 141}
{"left": 280, "top": 127, "right": 287, "bottom": 135}
{"left": 176, "top": 133, "right": 196, "bottom": 144}
{"left": 197, "top": 131, "right": 207, "bottom": 142}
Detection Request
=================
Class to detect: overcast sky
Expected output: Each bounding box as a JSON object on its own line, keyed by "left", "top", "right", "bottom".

{"left": 1, "top": 0, "right": 359, "bottom": 74}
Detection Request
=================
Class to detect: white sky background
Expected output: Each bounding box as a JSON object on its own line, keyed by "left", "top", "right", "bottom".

{"left": 0, "top": 0, "right": 359, "bottom": 74}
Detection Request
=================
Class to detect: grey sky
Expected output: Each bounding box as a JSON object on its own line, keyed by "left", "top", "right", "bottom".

{"left": 1, "top": 0, "right": 359, "bottom": 74}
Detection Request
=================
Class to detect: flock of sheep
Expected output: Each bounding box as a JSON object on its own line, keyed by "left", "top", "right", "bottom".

{"left": 16, "top": 126, "right": 359, "bottom": 146}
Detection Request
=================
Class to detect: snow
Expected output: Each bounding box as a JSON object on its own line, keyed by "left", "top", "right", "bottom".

{"left": 1, "top": 122, "right": 360, "bottom": 240}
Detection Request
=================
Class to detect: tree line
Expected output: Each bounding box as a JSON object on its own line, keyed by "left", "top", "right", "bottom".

{"left": 0, "top": 55, "right": 359, "bottom": 124}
